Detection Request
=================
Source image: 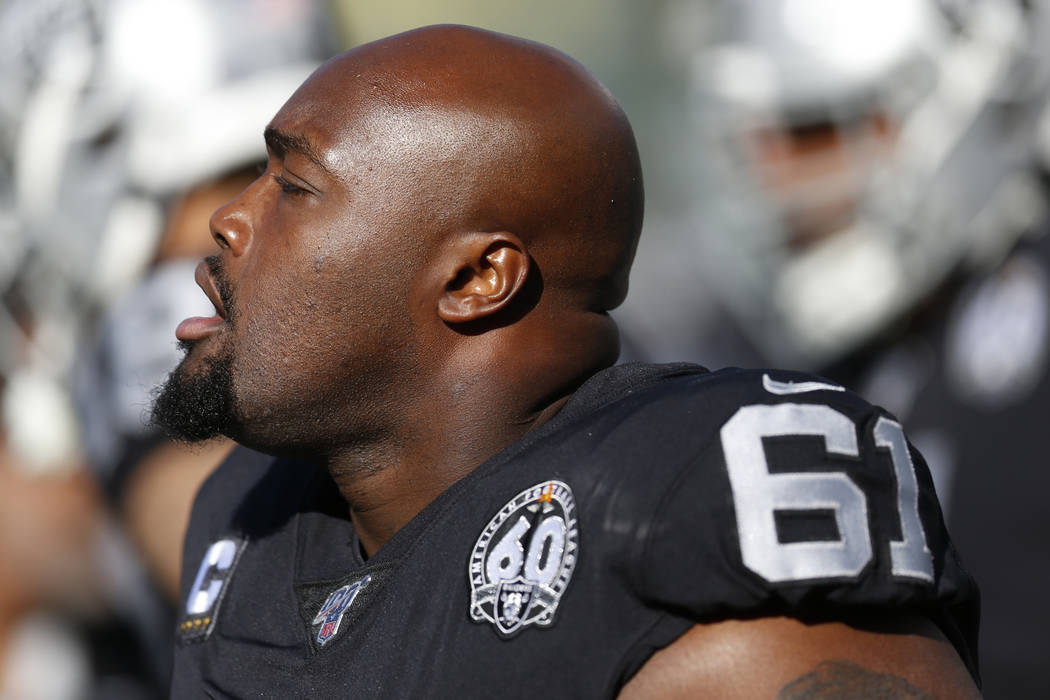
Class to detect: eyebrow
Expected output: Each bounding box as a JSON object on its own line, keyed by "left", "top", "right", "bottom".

{"left": 264, "top": 126, "right": 337, "bottom": 180}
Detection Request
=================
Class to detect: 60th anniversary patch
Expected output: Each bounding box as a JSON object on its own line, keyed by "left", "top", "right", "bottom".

{"left": 469, "top": 481, "right": 578, "bottom": 637}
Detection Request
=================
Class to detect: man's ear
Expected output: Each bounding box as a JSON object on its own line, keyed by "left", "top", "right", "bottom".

{"left": 437, "top": 233, "right": 530, "bottom": 324}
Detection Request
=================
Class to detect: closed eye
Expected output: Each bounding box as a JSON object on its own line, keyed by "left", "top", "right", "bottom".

{"left": 272, "top": 173, "right": 308, "bottom": 196}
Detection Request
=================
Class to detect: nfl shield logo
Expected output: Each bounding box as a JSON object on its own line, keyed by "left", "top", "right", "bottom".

{"left": 495, "top": 577, "right": 536, "bottom": 636}
{"left": 312, "top": 574, "right": 371, "bottom": 646}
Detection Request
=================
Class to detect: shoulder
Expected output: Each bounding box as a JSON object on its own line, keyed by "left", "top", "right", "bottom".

{"left": 559, "top": 363, "right": 979, "bottom": 681}
{"left": 573, "top": 363, "right": 874, "bottom": 418}
{"left": 189, "top": 445, "right": 276, "bottom": 514}
{"left": 179, "top": 446, "right": 323, "bottom": 598}
{"left": 557, "top": 364, "right": 881, "bottom": 458}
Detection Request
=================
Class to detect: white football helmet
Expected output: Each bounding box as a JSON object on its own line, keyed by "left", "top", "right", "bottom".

{"left": 0, "top": 0, "right": 333, "bottom": 470}
{"left": 679, "top": 0, "right": 1050, "bottom": 368}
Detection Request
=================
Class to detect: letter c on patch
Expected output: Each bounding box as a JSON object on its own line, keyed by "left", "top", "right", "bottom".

{"left": 187, "top": 538, "right": 239, "bottom": 615}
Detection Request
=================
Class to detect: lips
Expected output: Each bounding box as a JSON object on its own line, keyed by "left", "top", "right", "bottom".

{"left": 175, "top": 260, "right": 229, "bottom": 341}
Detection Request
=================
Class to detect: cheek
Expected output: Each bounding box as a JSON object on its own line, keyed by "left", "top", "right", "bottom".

{"left": 230, "top": 263, "right": 406, "bottom": 390}
{"left": 225, "top": 200, "right": 424, "bottom": 391}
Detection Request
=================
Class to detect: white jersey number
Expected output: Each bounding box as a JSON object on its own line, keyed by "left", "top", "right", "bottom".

{"left": 720, "top": 404, "right": 934, "bottom": 584}
{"left": 487, "top": 514, "right": 566, "bottom": 587}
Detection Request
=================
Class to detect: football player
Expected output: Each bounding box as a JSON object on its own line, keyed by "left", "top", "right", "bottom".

{"left": 157, "top": 25, "right": 980, "bottom": 698}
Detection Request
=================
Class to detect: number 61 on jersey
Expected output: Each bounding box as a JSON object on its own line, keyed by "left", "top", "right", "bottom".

{"left": 720, "top": 403, "right": 934, "bottom": 584}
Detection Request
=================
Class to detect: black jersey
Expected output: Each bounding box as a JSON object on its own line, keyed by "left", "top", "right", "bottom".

{"left": 172, "top": 363, "right": 979, "bottom": 698}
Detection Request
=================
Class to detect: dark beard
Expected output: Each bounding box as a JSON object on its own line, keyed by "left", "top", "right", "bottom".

{"left": 150, "top": 339, "right": 237, "bottom": 441}
{"left": 150, "top": 254, "right": 239, "bottom": 441}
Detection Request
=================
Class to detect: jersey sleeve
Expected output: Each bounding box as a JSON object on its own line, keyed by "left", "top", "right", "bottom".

{"left": 635, "top": 369, "right": 979, "bottom": 676}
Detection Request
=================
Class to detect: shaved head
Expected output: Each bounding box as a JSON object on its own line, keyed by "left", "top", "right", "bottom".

{"left": 284, "top": 24, "right": 644, "bottom": 310}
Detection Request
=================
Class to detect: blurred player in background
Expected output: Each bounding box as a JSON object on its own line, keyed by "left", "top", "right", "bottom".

{"left": 617, "top": 0, "right": 1050, "bottom": 696}
{"left": 0, "top": 0, "right": 334, "bottom": 695}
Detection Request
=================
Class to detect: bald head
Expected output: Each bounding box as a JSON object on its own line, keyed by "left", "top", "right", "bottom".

{"left": 284, "top": 24, "right": 644, "bottom": 311}
{"left": 159, "top": 26, "right": 645, "bottom": 455}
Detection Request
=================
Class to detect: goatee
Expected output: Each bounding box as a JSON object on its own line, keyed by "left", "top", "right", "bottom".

{"left": 150, "top": 339, "right": 238, "bottom": 441}
{"left": 151, "top": 254, "right": 241, "bottom": 441}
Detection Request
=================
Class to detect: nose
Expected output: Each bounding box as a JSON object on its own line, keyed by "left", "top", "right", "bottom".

{"left": 209, "top": 193, "right": 254, "bottom": 256}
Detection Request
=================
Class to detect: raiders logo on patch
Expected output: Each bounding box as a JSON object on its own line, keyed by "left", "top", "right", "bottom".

{"left": 312, "top": 575, "right": 371, "bottom": 646}
{"left": 469, "top": 481, "right": 578, "bottom": 637}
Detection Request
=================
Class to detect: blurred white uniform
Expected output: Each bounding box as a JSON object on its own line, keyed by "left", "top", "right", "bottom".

{"left": 0, "top": 0, "right": 334, "bottom": 696}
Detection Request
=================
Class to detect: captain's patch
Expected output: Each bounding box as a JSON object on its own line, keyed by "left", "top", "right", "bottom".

{"left": 312, "top": 575, "right": 371, "bottom": 646}
{"left": 178, "top": 537, "right": 247, "bottom": 642}
{"left": 469, "top": 480, "right": 578, "bottom": 637}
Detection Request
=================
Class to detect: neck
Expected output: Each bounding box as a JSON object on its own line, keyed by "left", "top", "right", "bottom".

{"left": 323, "top": 309, "right": 617, "bottom": 557}
{"left": 326, "top": 390, "right": 573, "bottom": 558}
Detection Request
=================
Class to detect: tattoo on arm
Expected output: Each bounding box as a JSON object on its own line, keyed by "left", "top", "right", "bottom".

{"left": 777, "top": 660, "right": 932, "bottom": 699}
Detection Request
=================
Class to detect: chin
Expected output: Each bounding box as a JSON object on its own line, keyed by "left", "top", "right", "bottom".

{"left": 150, "top": 340, "right": 237, "bottom": 443}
